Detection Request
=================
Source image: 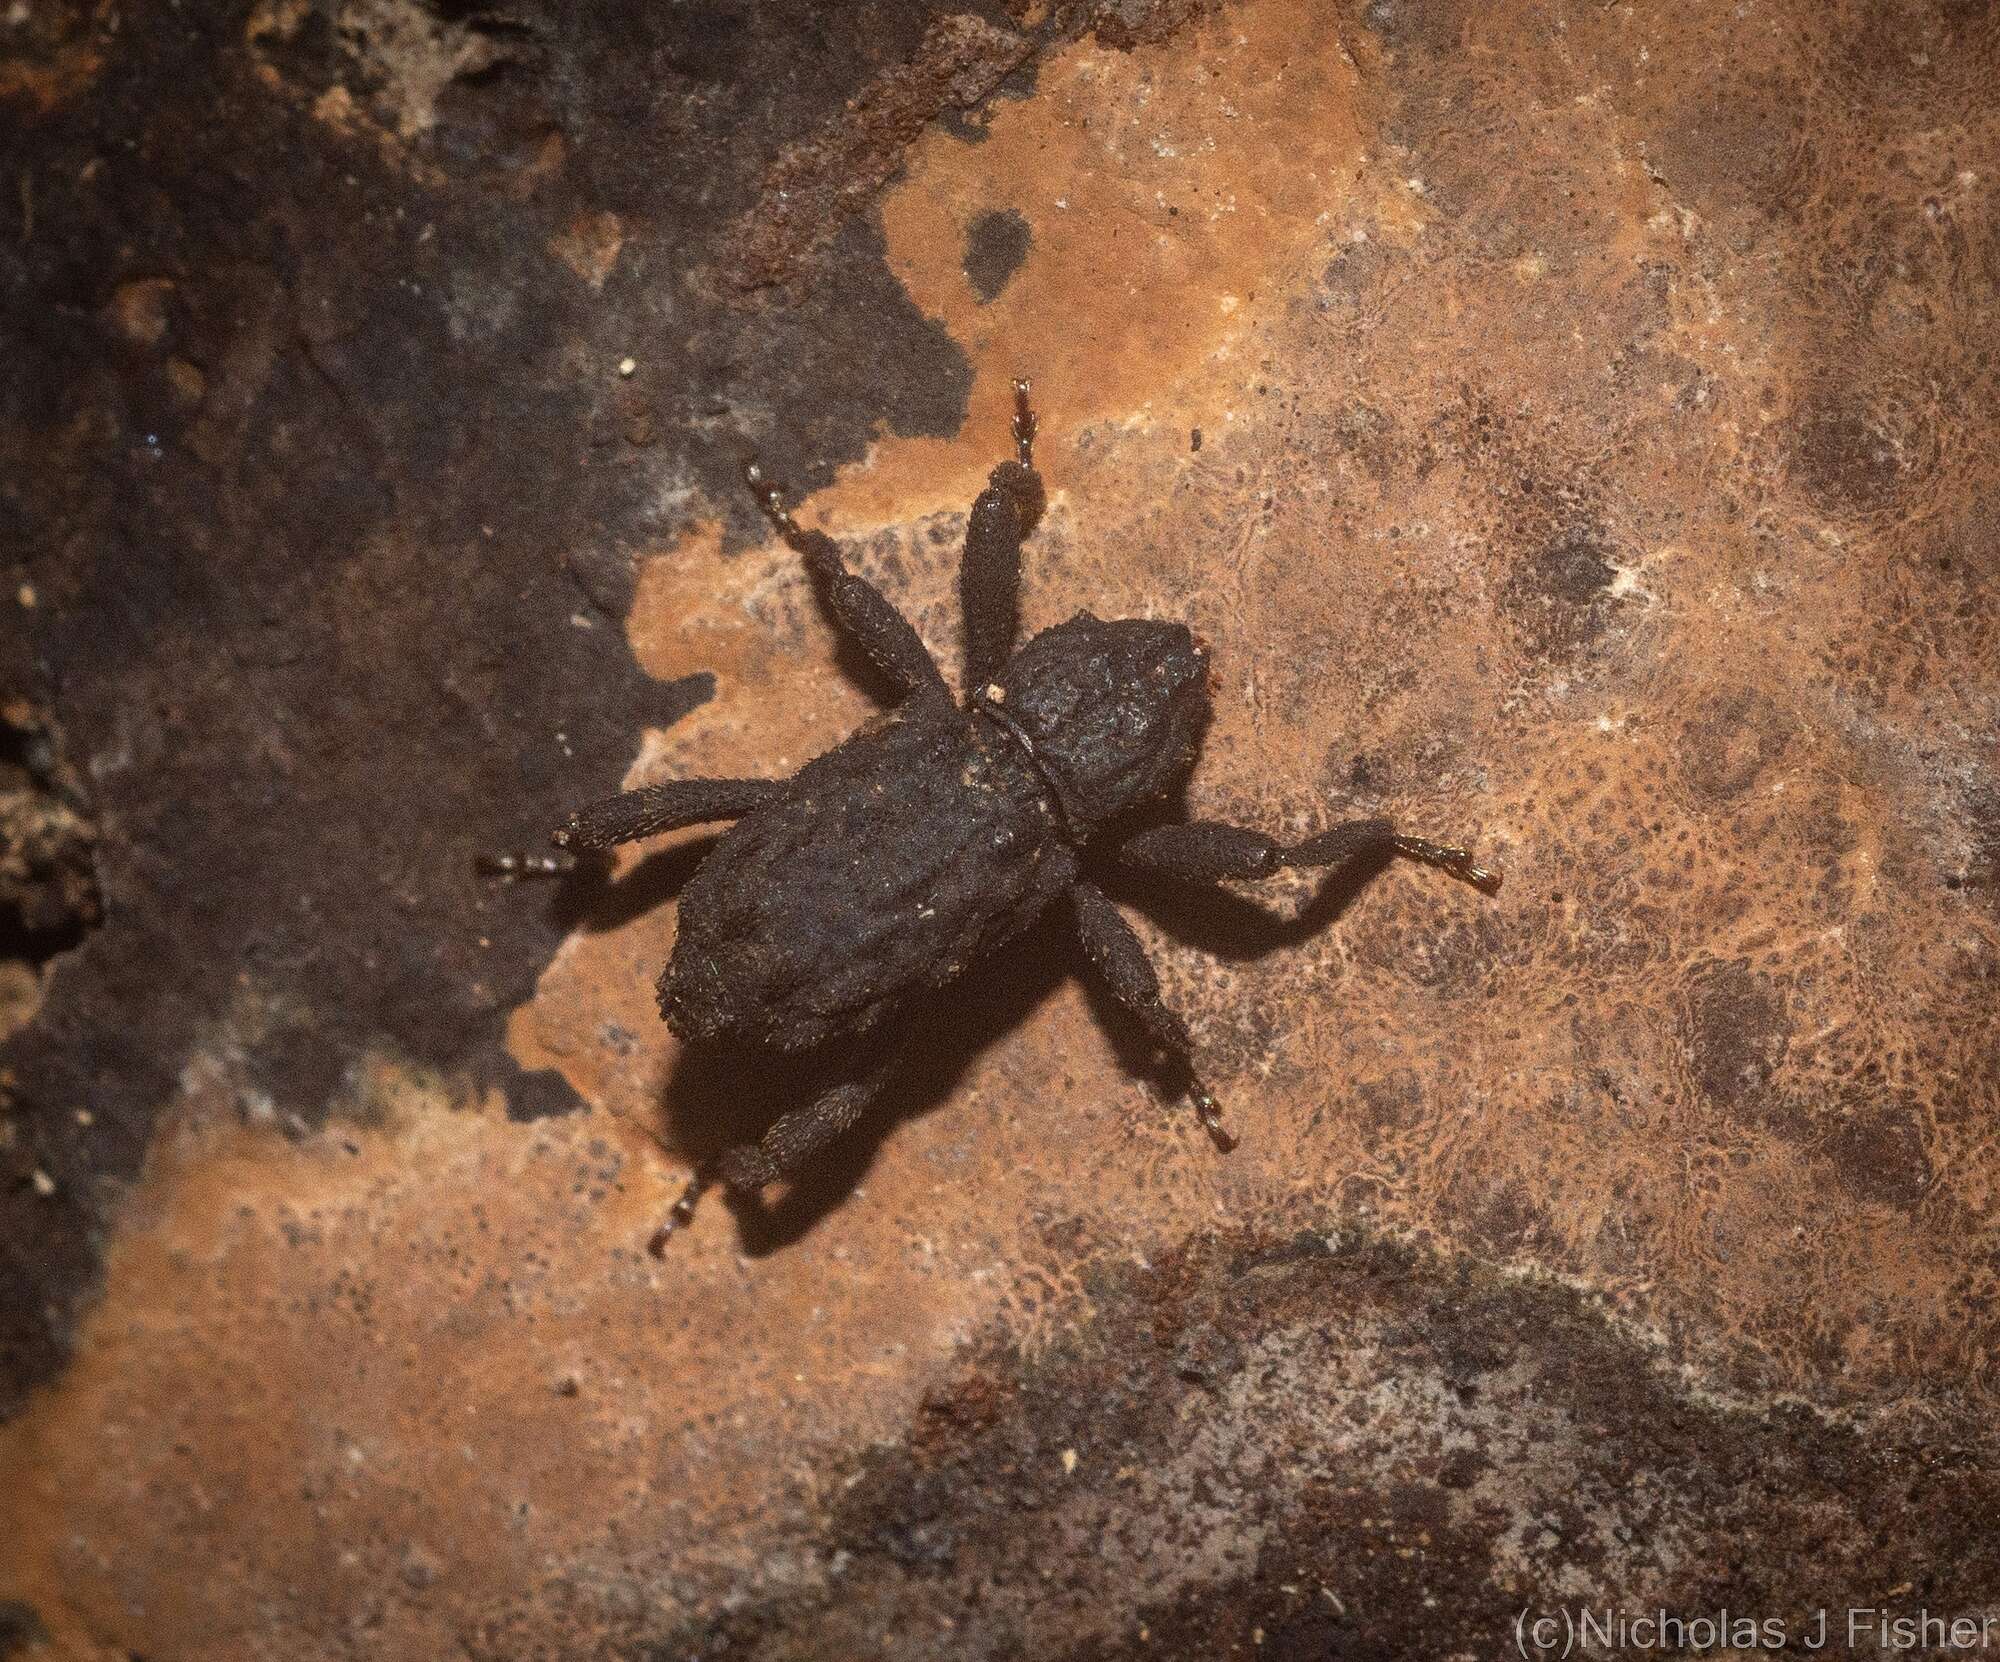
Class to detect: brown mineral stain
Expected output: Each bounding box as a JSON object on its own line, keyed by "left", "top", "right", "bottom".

{"left": 549, "top": 209, "right": 625, "bottom": 290}
{"left": 0, "top": 1049, "right": 1054, "bottom": 1655}
{"left": 102, "top": 278, "right": 174, "bottom": 347}
{"left": 0, "top": 16, "right": 104, "bottom": 118}
{"left": 819, "top": 0, "right": 1371, "bottom": 528}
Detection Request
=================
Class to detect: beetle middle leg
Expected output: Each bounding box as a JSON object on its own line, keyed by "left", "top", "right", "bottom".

{"left": 744, "top": 460, "right": 951, "bottom": 706}
{"left": 1115, "top": 818, "right": 1502, "bottom": 894}
{"left": 960, "top": 377, "right": 1047, "bottom": 694}
{"left": 1068, "top": 878, "right": 1235, "bottom": 1151}
{"left": 479, "top": 777, "right": 789, "bottom": 878}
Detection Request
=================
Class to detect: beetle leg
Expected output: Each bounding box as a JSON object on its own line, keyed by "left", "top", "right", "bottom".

{"left": 961, "top": 377, "right": 1047, "bottom": 694}
{"left": 647, "top": 1168, "right": 713, "bottom": 1256}
{"left": 554, "top": 777, "right": 789, "bottom": 852}
{"left": 1069, "top": 878, "right": 1235, "bottom": 1152}
{"left": 478, "top": 776, "right": 789, "bottom": 879}
{"left": 743, "top": 460, "right": 951, "bottom": 706}
{"left": 1115, "top": 817, "right": 1502, "bottom": 895}
{"left": 712, "top": 1035, "right": 910, "bottom": 1195}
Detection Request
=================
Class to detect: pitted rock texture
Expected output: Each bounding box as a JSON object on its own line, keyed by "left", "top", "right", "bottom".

{"left": 3, "top": 0, "right": 1998, "bottom": 1657}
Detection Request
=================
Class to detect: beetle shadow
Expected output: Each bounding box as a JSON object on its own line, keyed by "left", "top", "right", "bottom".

{"left": 527, "top": 836, "right": 723, "bottom": 937}
{"left": 1071, "top": 849, "right": 1405, "bottom": 1119}
{"left": 519, "top": 805, "right": 1412, "bottom": 1255}
{"left": 1094, "top": 845, "right": 1399, "bottom": 963}
{"left": 655, "top": 907, "right": 1082, "bottom": 1255}
{"left": 642, "top": 854, "right": 1406, "bottom": 1254}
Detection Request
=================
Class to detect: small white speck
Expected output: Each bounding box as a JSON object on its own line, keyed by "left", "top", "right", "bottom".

{"left": 618, "top": 356, "right": 637, "bottom": 377}
{"left": 1061, "top": 1448, "right": 1078, "bottom": 1475}
{"left": 31, "top": 1169, "right": 56, "bottom": 1197}
{"left": 16, "top": 583, "right": 33, "bottom": 608}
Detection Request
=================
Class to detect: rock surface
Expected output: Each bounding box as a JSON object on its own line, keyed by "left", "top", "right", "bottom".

{"left": 3, "top": 0, "right": 1997, "bottom": 1656}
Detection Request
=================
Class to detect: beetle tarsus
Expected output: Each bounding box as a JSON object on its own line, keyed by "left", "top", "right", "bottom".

{"left": 648, "top": 1171, "right": 710, "bottom": 1256}
{"left": 1191, "top": 1078, "right": 1236, "bottom": 1153}
{"left": 475, "top": 848, "right": 577, "bottom": 880}
{"left": 1011, "top": 376, "right": 1036, "bottom": 467}
{"left": 1391, "top": 834, "right": 1503, "bottom": 895}
{"left": 744, "top": 458, "right": 798, "bottom": 535}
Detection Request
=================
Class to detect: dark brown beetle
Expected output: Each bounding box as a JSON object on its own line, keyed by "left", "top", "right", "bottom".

{"left": 490, "top": 382, "right": 1497, "bottom": 1249}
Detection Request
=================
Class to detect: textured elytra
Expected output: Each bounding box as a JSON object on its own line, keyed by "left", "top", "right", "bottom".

{"left": 660, "top": 710, "right": 1075, "bottom": 1052}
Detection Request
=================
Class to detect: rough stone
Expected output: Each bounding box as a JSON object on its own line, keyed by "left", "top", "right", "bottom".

{"left": 3, "top": 0, "right": 1996, "bottom": 1656}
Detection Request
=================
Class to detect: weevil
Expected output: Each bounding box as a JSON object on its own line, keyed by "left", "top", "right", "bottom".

{"left": 489, "top": 381, "right": 1498, "bottom": 1249}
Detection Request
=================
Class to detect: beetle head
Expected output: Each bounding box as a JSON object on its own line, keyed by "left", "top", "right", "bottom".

{"left": 991, "top": 612, "right": 1211, "bottom": 831}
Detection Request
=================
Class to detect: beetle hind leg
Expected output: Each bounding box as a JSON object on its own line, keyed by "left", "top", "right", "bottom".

{"left": 713, "top": 1033, "right": 910, "bottom": 1196}
{"left": 1069, "top": 878, "right": 1236, "bottom": 1152}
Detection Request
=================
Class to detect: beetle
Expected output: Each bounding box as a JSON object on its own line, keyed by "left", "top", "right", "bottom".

{"left": 491, "top": 381, "right": 1498, "bottom": 1250}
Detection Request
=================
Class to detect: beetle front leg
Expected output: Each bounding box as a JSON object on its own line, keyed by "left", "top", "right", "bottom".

{"left": 744, "top": 461, "right": 951, "bottom": 707}
{"left": 960, "top": 377, "right": 1046, "bottom": 694}
{"left": 1069, "top": 878, "right": 1234, "bottom": 1152}
{"left": 1115, "top": 817, "right": 1502, "bottom": 895}
{"left": 478, "top": 776, "right": 790, "bottom": 878}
